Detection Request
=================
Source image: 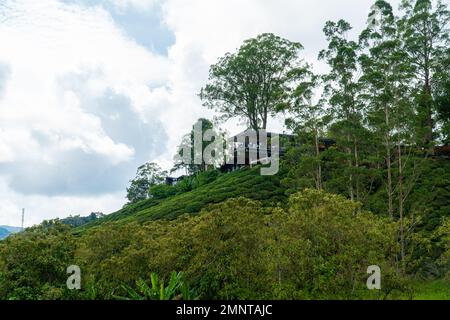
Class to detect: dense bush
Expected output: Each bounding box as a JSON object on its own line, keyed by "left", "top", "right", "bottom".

{"left": 1, "top": 189, "right": 417, "bottom": 300}
{"left": 0, "top": 221, "right": 77, "bottom": 300}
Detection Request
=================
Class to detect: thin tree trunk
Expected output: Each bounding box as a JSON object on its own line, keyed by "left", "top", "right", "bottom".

{"left": 262, "top": 108, "right": 267, "bottom": 130}
{"left": 347, "top": 135, "right": 354, "bottom": 201}
{"left": 385, "top": 105, "right": 393, "bottom": 218}
{"left": 397, "top": 139, "right": 406, "bottom": 273}
{"left": 386, "top": 138, "right": 393, "bottom": 218}
{"left": 354, "top": 138, "right": 360, "bottom": 202}
{"left": 424, "top": 81, "right": 433, "bottom": 146}
{"left": 314, "top": 129, "right": 322, "bottom": 190}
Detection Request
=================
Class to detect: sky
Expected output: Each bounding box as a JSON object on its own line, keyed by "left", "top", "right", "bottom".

{"left": 0, "top": 0, "right": 412, "bottom": 227}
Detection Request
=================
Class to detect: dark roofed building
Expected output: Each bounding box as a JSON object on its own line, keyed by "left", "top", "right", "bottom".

{"left": 165, "top": 175, "right": 185, "bottom": 186}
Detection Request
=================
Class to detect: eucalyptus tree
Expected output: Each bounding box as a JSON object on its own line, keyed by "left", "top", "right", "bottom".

{"left": 319, "top": 20, "right": 365, "bottom": 202}
{"left": 360, "top": 1, "right": 425, "bottom": 270}
{"left": 200, "top": 33, "right": 308, "bottom": 131}
{"left": 434, "top": 47, "right": 450, "bottom": 142}
{"left": 359, "top": 0, "right": 415, "bottom": 219}
{"left": 399, "top": 0, "right": 450, "bottom": 145}
{"left": 285, "top": 72, "right": 329, "bottom": 190}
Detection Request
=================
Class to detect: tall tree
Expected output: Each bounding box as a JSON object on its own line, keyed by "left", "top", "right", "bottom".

{"left": 285, "top": 73, "right": 328, "bottom": 190}
{"left": 399, "top": 0, "right": 450, "bottom": 145}
{"left": 434, "top": 47, "right": 450, "bottom": 142}
{"left": 200, "top": 33, "right": 307, "bottom": 131}
{"left": 173, "top": 118, "right": 224, "bottom": 174}
{"left": 360, "top": 2, "right": 423, "bottom": 270}
{"left": 319, "top": 20, "right": 364, "bottom": 202}
{"left": 359, "top": 0, "right": 414, "bottom": 218}
{"left": 392, "top": 89, "right": 418, "bottom": 272}
{"left": 126, "top": 162, "right": 167, "bottom": 204}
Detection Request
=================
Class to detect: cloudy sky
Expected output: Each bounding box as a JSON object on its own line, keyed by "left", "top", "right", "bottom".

{"left": 0, "top": 0, "right": 409, "bottom": 226}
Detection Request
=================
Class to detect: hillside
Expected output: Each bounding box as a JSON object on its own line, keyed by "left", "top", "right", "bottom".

{"left": 76, "top": 166, "right": 286, "bottom": 232}
{"left": 75, "top": 157, "right": 450, "bottom": 235}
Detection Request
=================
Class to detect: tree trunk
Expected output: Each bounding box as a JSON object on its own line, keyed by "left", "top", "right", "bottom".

{"left": 314, "top": 130, "right": 322, "bottom": 190}
{"left": 424, "top": 76, "right": 433, "bottom": 146}
{"left": 346, "top": 135, "right": 354, "bottom": 201}
{"left": 262, "top": 105, "right": 268, "bottom": 130}
{"left": 385, "top": 105, "right": 393, "bottom": 218}
{"left": 354, "top": 138, "right": 360, "bottom": 203}
{"left": 397, "top": 139, "right": 406, "bottom": 273}
{"left": 386, "top": 138, "right": 393, "bottom": 218}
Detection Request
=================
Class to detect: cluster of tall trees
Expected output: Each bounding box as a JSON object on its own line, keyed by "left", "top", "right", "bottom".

{"left": 125, "top": 0, "right": 449, "bottom": 274}
{"left": 201, "top": 0, "right": 449, "bottom": 144}
{"left": 129, "top": 0, "right": 449, "bottom": 216}
{"left": 199, "top": 0, "right": 449, "bottom": 272}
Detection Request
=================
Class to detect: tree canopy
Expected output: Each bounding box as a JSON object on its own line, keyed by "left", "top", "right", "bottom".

{"left": 200, "top": 33, "right": 309, "bottom": 130}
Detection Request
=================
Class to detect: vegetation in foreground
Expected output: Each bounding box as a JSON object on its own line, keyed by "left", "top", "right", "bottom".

{"left": 0, "top": 190, "right": 421, "bottom": 299}
{"left": 1, "top": 187, "right": 448, "bottom": 300}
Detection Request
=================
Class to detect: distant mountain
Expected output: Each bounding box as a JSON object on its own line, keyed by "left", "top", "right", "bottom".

{"left": 0, "top": 225, "right": 21, "bottom": 240}
{"left": 0, "top": 225, "right": 22, "bottom": 233}
{"left": 0, "top": 227, "right": 9, "bottom": 239}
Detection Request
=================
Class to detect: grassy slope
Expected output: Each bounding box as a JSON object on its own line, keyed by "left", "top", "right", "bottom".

{"left": 76, "top": 166, "right": 286, "bottom": 232}
{"left": 413, "top": 280, "right": 450, "bottom": 300}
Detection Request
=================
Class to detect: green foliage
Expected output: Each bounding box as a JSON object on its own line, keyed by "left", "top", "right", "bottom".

{"left": 0, "top": 221, "right": 76, "bottom": 300}
{"left": 118, "top": 272, "right": 196, "bottom": 300}
{"left": 200, "top": 33, "right": 307, "bottom": 130}
{"left": 412, "top": 280, "right": 450, "bottom": 300}
{"left": 434, "top": 218, "right": 450, "bottom": 280}
{"left": 399, "top": 0, "right": 450, "bottom": 144}
{"left": 126, "top": 162, "right": 167, "bottom": 205}
{"left": 268, "top": 189, "right": 404, "bottom": 299}
{"left": 186, "top": 197, "right": 272, "bottom": 299}
{"left": 149, "top": 184, "right": 179, "bottom": 200}
{"left": 1, "top": 187, "right": 446, "bottom": 300}
{"left": 283, "top": 146, "right": 450, "bottom": 278}
{"left": 173, "top": 118, "right": 225, "bottom": 174}
{"left": 61, "top": 212, "right": 104, "bottom": 228}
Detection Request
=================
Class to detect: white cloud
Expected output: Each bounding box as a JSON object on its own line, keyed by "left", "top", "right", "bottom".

{"left": 0, "top": 0, "right": 171, "bottom": 224}
{"left": 108, "top": 0, "right": 158, "bottom": 12}
{"left": 0, "top": 0, "right": 169, "bottom": 164}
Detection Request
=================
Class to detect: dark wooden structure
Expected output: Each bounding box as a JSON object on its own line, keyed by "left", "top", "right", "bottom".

{"left": 165, "top": 176, "right": 185, "bottom": 186}
{"left": 220, "top": 131, "right": 336, "bottom": 172}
